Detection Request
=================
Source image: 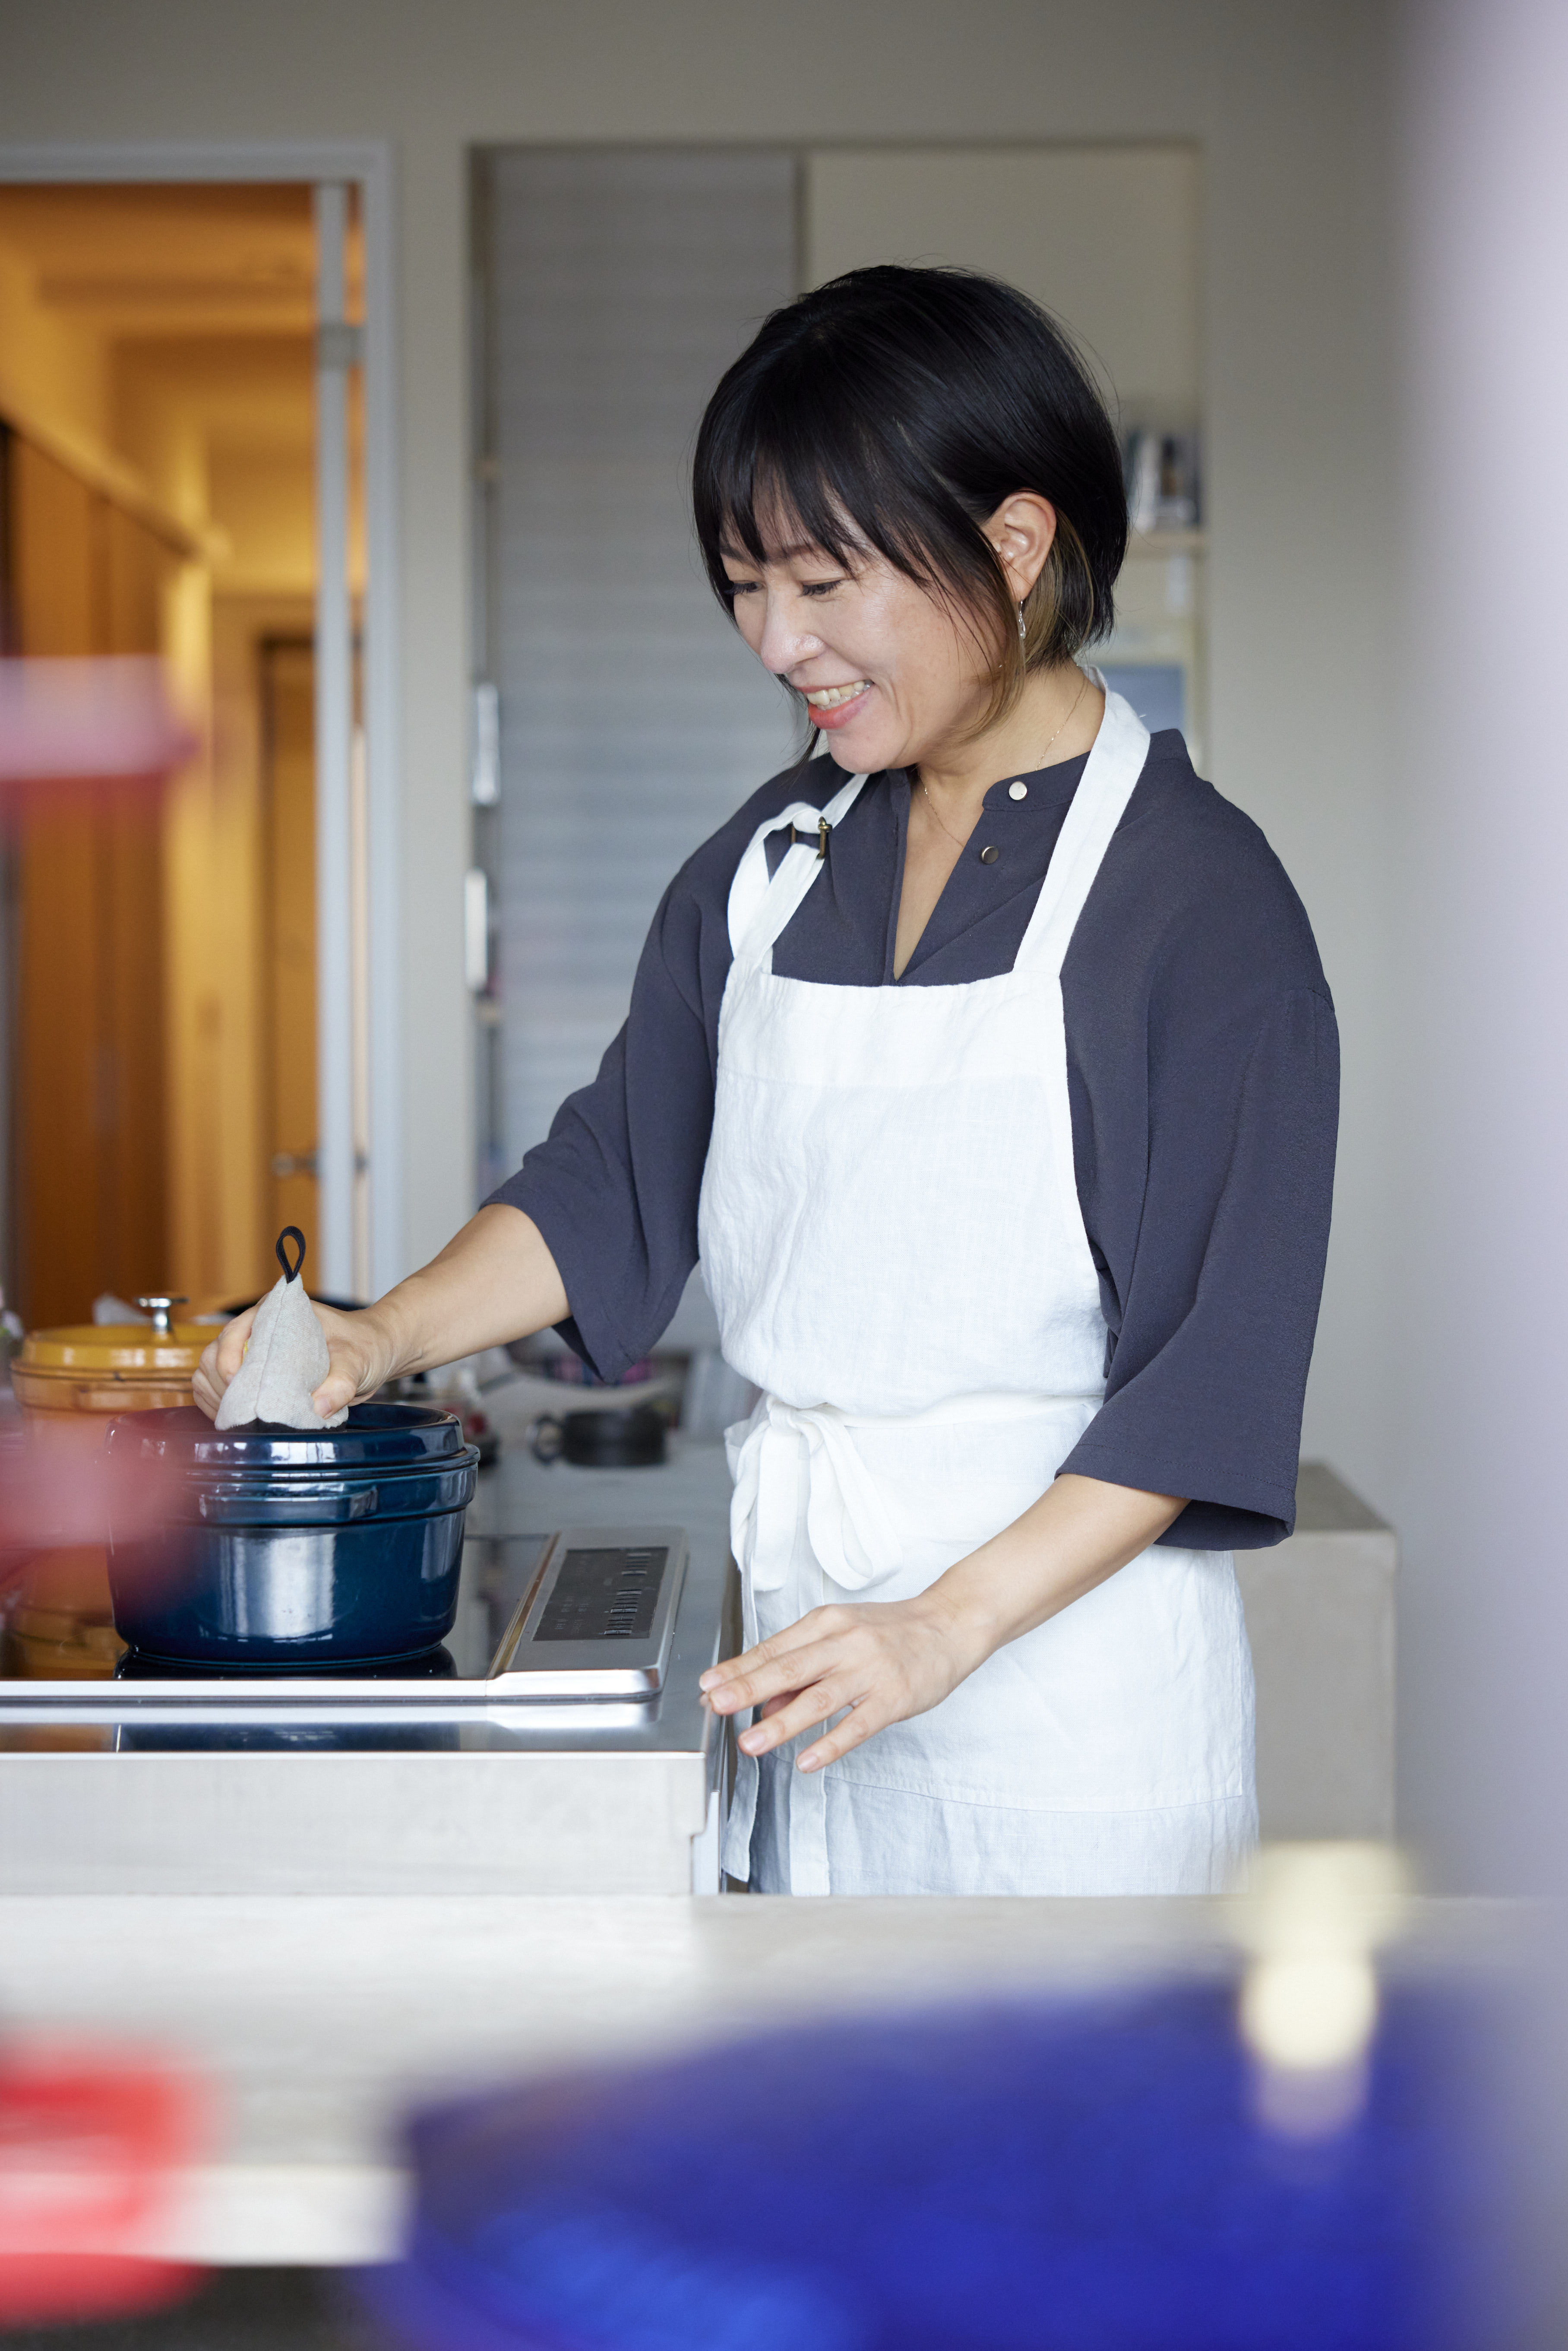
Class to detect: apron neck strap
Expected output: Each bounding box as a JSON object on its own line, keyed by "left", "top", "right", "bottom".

{"left": 1013, "top": 678, "right": 1150, "bottom": 979}
{"left": 729, "top": 771, "right": 868, "bottom": 971}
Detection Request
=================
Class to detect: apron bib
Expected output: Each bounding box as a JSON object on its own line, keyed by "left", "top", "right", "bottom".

{"left": 698, "top": 687, "right": 1256, "bottom": 1896}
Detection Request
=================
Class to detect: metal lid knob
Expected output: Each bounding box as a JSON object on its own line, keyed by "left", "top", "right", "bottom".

{"left": 135, "top": 1294, "right": 189, "bottom": 1336}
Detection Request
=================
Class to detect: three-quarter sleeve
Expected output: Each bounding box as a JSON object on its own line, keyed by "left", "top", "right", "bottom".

{"left": 1060, "top": 970, "right": 1339, "bottom": 1547}
{"left": 484, "top": 875, "right": 718, "bottom": 1381}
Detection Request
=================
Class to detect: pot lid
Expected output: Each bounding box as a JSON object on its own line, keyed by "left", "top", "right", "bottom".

{"left": 103, "top": 1400, "right": 471, "bottom": 1471}
{"left": 20, "top": 1325, "right": 207, "bottom": 1374}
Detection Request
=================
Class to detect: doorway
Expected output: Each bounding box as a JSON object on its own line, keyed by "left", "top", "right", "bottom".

{"left": 0, "top": 174, "right": 371, "bottom": 1322}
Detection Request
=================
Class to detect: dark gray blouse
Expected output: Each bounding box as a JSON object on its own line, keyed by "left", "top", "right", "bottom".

{"left": 488, "top": 730, "right": 1338, "bottom": 1548}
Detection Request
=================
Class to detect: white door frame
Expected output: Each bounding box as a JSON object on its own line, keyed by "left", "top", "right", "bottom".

{"left": 0, "top": 139, "right": 404, "bottom": 1297}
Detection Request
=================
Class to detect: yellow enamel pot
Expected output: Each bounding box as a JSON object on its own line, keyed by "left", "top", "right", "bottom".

{"left": 12, "top": 1323, "right": 206, "bottom": 1421}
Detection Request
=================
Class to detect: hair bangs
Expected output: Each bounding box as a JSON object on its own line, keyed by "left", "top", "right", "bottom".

{"left": 697, "top": 362, "right": 959, "bottom": 603}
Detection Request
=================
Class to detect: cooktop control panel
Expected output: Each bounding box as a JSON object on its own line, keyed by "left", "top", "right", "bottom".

{"left": 535, "top": 1545, "right": 669, "bottom": 1643}
{"left": 490, "top": 1527, "right": 686, "bottom": 1695}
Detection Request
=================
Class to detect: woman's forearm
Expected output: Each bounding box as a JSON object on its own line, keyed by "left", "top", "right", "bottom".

{"left": 924, "top": 1472, "right": 1184, "bottom": 1668}
{"left": 362, "top": 1203, "right": 569, "bottom": 1380}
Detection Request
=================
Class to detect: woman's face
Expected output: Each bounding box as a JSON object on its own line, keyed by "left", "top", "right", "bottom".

{"left": 720, "top": 526, "right": 1002, "bottom": 775}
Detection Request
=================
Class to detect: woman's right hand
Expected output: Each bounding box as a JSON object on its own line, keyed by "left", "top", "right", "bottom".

{"left": 192, "top": 1205, "right": 570, "bottom": 1424}
{"left": 193, "top": 1301, "right": 400, "bottom": 1424}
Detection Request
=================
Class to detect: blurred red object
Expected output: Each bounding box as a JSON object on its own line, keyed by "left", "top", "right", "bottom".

{"left": 0, "top": 1420, "right": 177, "bottom": 1562}
{"left": 0, "top": 2043, "right": 210, "bottom": 2324}
{"left": 0, "top": 658, "right": 196, "bottom": 802}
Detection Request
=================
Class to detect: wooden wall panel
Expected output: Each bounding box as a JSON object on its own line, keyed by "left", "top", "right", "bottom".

{"left": 13, "top": 441, "right": 95, "bottom": 655}
{"left": 9, "top": 438, "right": 172, "bottom": 1328}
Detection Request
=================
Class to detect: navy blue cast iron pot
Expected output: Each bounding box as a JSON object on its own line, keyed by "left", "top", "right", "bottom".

{"left": 104, "top": 1404, "right": 481, "bottom": 1668}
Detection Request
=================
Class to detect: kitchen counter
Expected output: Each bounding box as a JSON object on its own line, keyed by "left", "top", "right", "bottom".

{"left": 0, "top": 1437, "right": 1400, "bottom": 1894}
{"left": 0, "top": 1891, "right": 1524, "bottom": 2267}
{"left": 0, "top": 1436, "right": 739, "bottom": 1896}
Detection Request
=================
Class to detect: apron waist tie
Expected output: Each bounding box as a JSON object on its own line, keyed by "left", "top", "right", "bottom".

{"left": 726, "top": 1387, "right": 1105, "bottom": 1598}
{"left": 721, "top": 1387, "right": 1103, "bottom": 1898}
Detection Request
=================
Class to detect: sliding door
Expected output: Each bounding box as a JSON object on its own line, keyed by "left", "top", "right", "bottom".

{"left": 476, "top": 149, "right": 798, "bottom": 1187}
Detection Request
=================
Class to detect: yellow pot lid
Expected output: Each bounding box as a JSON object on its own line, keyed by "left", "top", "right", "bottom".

{"left": 19, "top": 1324, "right": 207, "bottom": 1373}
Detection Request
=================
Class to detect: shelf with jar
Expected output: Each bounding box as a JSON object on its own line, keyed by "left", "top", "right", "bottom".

{"left": 1100, "top": 424, "right": 1207, "bottom": 767}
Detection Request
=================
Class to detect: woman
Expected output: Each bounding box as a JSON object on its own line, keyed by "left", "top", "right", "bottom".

{"left": 198, "top": 266, "right": 1337, "bottom": 1899}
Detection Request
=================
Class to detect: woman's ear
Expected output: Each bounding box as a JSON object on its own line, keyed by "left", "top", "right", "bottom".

{"left": 983, "top": 492, "right": 1059, "bottom": 601}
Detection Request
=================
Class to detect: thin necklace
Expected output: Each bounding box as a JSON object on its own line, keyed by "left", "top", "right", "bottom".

{"left": 919, "top": 780, "right": 969, "bottom": 850}
{"left": 918, "top": 668, "right": 1090, "bottom": 848}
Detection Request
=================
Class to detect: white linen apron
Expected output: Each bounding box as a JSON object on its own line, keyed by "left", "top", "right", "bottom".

{"left": 698, "top": 687, "right": 1256, "bottom": 1896}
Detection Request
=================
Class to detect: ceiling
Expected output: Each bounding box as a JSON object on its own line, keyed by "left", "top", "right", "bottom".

{"left": 0, "top": 182, "right": 362, "bottom": 336}
{"left": 0, "top": 182, "right": 366, "bottom": 576}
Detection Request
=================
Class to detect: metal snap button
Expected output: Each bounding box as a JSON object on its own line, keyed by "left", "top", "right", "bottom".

{"left": 978, "top": 845, "right": 999, "bottom": 864}
{"left": 1008, "top": 780, "right": 1027, "bottom": 800}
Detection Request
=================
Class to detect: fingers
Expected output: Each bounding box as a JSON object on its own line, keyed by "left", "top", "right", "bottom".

{"left": 797, "top": 1704, "right": 883, "bottom": 1773}
{"left": 703, "top": 1637, "right": 850, "bottom": 1718}
{"left": 215, "top": 1306, "right": 257, "bottom": 1381}
{"left": 699, "top": 1611, "right": 850, "bottom": 1713}
{"left": 738, "top": 1678, "right": 861, "bottom": 1756}
{"left": 192, "top": 1306, "right": 259, "bottom": 1423}
{"left": 311, "top": 1338, "right": 371, "bottom": 1421}
{"left": 701, "top": 1597, "right": 968, "bottom": 1776}
{"left": 310, "top": 1307, "right": 398, "bottom": 1420}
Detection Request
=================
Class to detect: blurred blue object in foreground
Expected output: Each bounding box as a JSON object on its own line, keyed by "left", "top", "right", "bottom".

{"left": 356, "top": 1984, "right": 1519, "bottom": 2351}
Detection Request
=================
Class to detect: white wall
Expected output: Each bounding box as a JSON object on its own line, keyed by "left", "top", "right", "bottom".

{"left": 806, "top": 146, "right": 1201, "bottom": 416}
{"left": 1393, "top": 0, "right": 1568, "bottom": 1891}
{"left": 0, "top": 0, "right": 1398, "bottom": 1609}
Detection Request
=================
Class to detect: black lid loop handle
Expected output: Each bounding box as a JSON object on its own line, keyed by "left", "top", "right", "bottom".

{"left": 275, "top": 1226, "right": 307, "bottom": 1284}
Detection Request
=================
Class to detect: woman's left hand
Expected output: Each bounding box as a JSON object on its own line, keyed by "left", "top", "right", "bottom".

{"left": 699, "top": 1477, "right": 1188, "bottom": 1775}
{"left": 699, "top": 1596, "right": 990, "bottom": 1774}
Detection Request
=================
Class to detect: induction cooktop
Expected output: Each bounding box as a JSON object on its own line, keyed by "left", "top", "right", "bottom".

{"left": 0, "top": 1525, "right": 689, "bottom": 1720}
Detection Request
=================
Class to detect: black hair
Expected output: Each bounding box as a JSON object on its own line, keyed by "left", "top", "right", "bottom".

{"left": 692, "top": 264, "right": 1128, "bottom": 721}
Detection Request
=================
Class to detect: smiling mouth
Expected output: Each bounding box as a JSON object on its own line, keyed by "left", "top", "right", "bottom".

{"left": 802, "top": 680, "right": 871, "bottom": 711}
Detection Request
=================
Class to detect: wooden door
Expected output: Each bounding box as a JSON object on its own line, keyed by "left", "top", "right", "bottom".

{"left": 8, "top": 439, "right": 173, "bottom": 1329}
{"left": 258, "top": 637, "right": 318, "bottom": 1269}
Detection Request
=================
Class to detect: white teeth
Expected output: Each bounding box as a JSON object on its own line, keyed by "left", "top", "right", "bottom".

{"left": 804, "top": 681, "right": 870, "bottom": 709}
